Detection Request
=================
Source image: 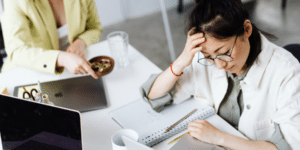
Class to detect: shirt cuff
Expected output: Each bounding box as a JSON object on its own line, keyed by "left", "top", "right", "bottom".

{"left": 140, "top": 74, "right": 175, "bottom": 112}
{"left": 266, "top": 123, "right": 292, "bottom": 150}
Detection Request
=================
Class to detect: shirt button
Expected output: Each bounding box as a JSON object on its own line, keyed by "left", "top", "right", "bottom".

{"left": 43, "top": 64, "right": 47, "bottom": 68}
{"left": 247, "top": 105, "right": 251, "bottom": 109}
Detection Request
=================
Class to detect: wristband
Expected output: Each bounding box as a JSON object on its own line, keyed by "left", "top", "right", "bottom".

{"left": 170, "top": 62, "right": 183, "bottom": 77}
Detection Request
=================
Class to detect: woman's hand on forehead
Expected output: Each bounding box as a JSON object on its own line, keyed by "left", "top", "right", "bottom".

{"left": 188, "top": 28, "right": 205, "bottom": 47}
{"left": 188, "top": 27, "right": 204, "bottom": 37}
{"left": 172, "top": 28, "right": 206, "bottom": 71}
{"left": 190, "top": 33, "right": 205, "bottom": 49}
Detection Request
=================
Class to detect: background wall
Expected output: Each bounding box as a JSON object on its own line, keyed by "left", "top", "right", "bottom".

{"left": 94, "top": 0, "right": 126, "bottom": 27}
{"left": 95, "top": 0, "right": 194, "bottom": 27}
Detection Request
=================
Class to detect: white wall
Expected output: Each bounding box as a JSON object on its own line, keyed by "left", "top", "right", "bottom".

{"left": 94, "top": 0, "right": 126, "bottom": 27}
{"left": 95, "top": 0, "right": 194, "bottom": 27}
{"left": 125, "top": 0, "right": 193, "bottom": 19}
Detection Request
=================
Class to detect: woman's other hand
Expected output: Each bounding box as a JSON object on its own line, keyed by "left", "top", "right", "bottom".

{"left": 172, "top": 28, "right": 205, "bottom": 73}
{"left": 188, "top": 120, "right": 225, "bottom": 145}
{"left": 67, "top": 38, "right": 86, "bottom": 58}
{"left": 56, "top": 52, "right": 98, "bottom": 79}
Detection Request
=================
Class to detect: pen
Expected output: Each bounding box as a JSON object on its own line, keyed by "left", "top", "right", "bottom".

{"left": 164, "top": 108, "right": 197, "bottom": 133}
{"left": 168, "top": 132, "right": 189, "bottom": 145}
{"left": 37, "top": 81, "right": 43, "bottom": 95}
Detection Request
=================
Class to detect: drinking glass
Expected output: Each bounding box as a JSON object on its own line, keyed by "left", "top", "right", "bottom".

{"left": 107, "top": 31, "right": 130, "bottom": 68}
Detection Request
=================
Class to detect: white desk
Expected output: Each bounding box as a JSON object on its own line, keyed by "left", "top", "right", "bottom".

{"left": 0, "top": 41, "right": 245, "bottom": 150}
{"left": 0, "top": 40, "right": 161, "bottom": 149}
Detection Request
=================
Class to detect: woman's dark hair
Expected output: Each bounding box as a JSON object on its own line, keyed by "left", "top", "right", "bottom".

{"left": 187, "top": 0, "right": 276, "bottom": 67}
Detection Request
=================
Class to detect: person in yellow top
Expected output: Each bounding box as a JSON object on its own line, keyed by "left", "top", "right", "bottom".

{"left": 1, "top": 0, "right": 102, "bottom": 79}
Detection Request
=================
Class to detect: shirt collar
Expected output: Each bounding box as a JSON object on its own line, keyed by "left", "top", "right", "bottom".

{"left": 227, "top": 66, "right": 250, "bottom": 82}
{"left": 242, "top": 35, "right": 274, "bottom": 89}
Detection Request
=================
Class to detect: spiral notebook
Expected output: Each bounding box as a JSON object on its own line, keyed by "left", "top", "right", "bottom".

{"left": 109, "top": 98, "right": 215, "bottom": 147}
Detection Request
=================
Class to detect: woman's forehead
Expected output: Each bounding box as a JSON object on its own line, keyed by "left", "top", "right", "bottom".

{"left": 201, "top": 36, "right": 234, "bottom": 53}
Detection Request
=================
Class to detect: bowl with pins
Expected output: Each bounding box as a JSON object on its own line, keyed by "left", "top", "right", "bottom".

{"left": 89, "top": 56, "right": 115, "bottom": 77}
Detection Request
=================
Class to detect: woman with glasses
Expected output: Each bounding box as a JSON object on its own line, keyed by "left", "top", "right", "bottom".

{"left": 140, "top": 0, "right": 299, "bottom": 149}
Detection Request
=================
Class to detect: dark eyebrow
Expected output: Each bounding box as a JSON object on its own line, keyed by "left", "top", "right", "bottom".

{"left": 202, "top": 45, "right": 225, "bottom": 54}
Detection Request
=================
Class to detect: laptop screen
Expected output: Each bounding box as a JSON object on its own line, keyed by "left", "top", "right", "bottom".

{"left": 0, "top": 94, "right": 82, "bottom": 150}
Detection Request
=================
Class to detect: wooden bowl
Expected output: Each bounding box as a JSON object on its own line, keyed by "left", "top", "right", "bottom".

{"left": 89, "top": 56, "right": 114, "bottom": 77}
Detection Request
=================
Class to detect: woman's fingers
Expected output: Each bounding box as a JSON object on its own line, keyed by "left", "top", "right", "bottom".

{"left": 74, "top": 67, "right": 85, "bottom": 75}
{"left": 74, "top": 64, "right": 98, "bottom": 79}
{"left": 187, "top": 120, "right": 222, "bottom": 144}
{"left": 187, "top": 27, "right": 197, "bottom": 36}
{"left": 188, "top": 122, "right": 204, "bottom": 141}
{"left": 188, "top": 125, "right": 202, "bottom": 133}
{"left": 68, "top": 49, "right": 85, "bottom": 58}
{"left": 189, "top": 32, "right": 204, "bottom": 39}
{"left": 81, "top": 61, "right": 98, "bottom": 79}
{"left": 188, "top": 33, "right": 204, "bottom": 44}
{"left": 186, "top": 34, "right": 205, "bottom": 51}
{"left": 79, "top": 67, "right": 88, "bottom": 74}
{"left": 191, "top": 46, "right": 203, "bottom": 54}
{"left": 177, "top": 28, "right": 205, "bottom": 69}
{"left": 61, "top": 52, "right": 98, "bottom": 79}
{"left": 188, "top": 120, "right": 209, "bottom": 132}
{"left": 189, "top": 131, "right": 203, "bottom": 141}
{"left": 191, "top": 38, "right": 205, "bottom": 48}
{"left": 186, "top": 38, "right": 204, "bottom": 54}
{"left": 188, "top": 120, "right": 206, "bottom": 127}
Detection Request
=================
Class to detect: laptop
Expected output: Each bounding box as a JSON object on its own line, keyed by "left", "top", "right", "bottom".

{"left": 170, "top": 135, "right": 226, "bottom": 150}
{"left": 0, "top": 94, "right": 82, "bottom": 150}
{"left": 122, "top": 136, "right": 154, "bottom": 150}
{"left": 13, "top": 75, "right": 108, "bottom": 112}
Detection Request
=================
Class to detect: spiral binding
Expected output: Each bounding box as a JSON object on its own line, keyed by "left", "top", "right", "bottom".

{"left": 140, "top": 107, "right": 215, "bottom": 147}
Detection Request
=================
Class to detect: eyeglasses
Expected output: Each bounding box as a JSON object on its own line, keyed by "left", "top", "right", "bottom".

{"left": 198, "top": 36, "right": 238, "bottom": 66}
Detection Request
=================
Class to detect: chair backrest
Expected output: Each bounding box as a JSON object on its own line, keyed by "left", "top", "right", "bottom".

{"left": 283, "top": 44, "right": 300, "bottom": 61}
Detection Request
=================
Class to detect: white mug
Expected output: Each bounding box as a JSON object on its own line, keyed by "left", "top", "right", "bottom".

{"left": 111, "top": 129, "right": 138, "bottom": 150}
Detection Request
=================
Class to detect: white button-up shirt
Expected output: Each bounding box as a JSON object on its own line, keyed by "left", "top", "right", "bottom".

{"left": 173, "top": 35, "right": 300, "bottom": 149}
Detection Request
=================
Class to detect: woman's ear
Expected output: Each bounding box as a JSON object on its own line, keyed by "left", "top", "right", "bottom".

{"left": 243, "top": 20, "right": 252, "bottom": 39}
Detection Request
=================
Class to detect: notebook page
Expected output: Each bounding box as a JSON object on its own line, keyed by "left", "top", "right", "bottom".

{"left": 110, "top": 98, "right": 215, "bottom": 146}
{"left": 141, "top": 107, "right": 215, "bottom": 146}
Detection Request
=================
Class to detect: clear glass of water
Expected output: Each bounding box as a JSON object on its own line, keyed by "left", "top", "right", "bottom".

{"left": 107, "top": 31, "right": 130, "bottom": 68}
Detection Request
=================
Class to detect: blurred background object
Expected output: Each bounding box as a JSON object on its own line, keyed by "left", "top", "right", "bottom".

{"left": 0, "top": 87, "right": 9, "bottom": 95}
{"left": 97, "top": 0, "right": 300, "bottom": 70}
{"left": 284, "top": 44, "right": 300, "bottom": 61}
{"left": 0, "top": 0, "right": 4, "bottom": 71}
{"left": 0, "top": 0, "right": 299, "bottom": 71}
